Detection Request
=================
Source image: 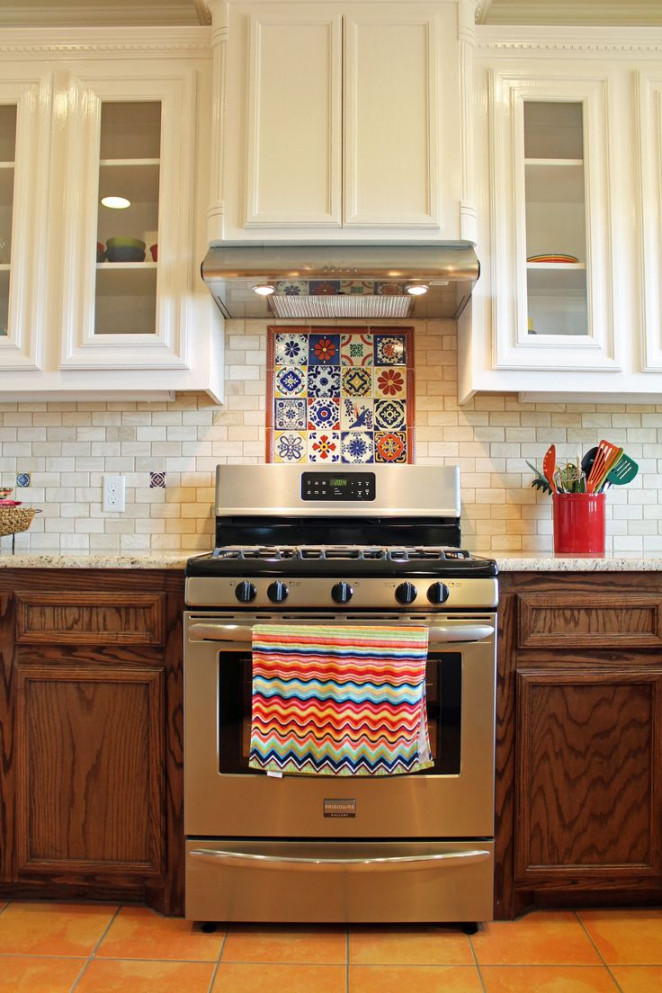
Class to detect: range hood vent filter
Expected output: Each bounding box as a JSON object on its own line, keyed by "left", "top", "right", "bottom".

{"left": 270, "top": 294, "right": 413, "bottom": 319}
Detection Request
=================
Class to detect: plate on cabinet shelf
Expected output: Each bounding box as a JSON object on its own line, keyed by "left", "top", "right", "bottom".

{"left": 527, "top": 254, "right": 579, "bottom": 263}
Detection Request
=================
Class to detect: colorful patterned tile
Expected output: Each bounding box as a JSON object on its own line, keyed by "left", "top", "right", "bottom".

{"left": 212, "top": 962, "right": 346, "bottom": 993}
{"left": 273, "top": 431, "right": 306, "bottom": 463}
{"left": 308, "top": 432, "right": 341, "bottom": 463}
{"left": 75, "top": 958, "right": 215, "bottom": 993}
{"left": 308, "top": 397, "right": 340, "bottom": 431}
{"left": 349, "top": 926, "right": 474, "bottom": 965}
{"left": 149, "top": 471, "right": 166, "bottom": 488}
{"left": 471, "top": 911, "right": 602, "bottom": 965}
{"left": 373, "top": 333, "right": 408, "bottom": 366}
{"left": 341, "top": 333, "right": 374, "bottom": 366}
{"left": 309, "top": 280, "right": 341, "bottom": 297}
{"left": 341, "top": 398, "right": 374, "bottom": 432}
{"left": 610, "top": 965, "right": 662, "bottom": 991}
{"left": 221, "top": 925, "right": 347, "bottom": 964}
{"left": 96, "top": 906, "right": 224, "bottom": 961}
{"left": 480, "top": 965, "right": 619, "bottom": 992}
{"left": 577, "top": 909, "right": 662, "bottom": 964}
{"left": 374, "top": 366, "right": 407, "bottom": 399}
{"left": 16, "top": 473, "right": 31, "bottom": 487}
{"left": 0, "top": 901, "right": 117, "bottom": 956}
{"left": 307, "top": 364, "right": 340, "bottom": 397}
{"left": 275, "top": 365, "right": 307, "bottom": 397}
{"left": 309, "top": 333, "right": 341, "bottom": 365}
{"left": 374, "top": 398, "right": 406, "bottom": 431}
{"left": 341, "top": 365, "right": 373, "bottom": 397}
{"left": 375, "top": 431, "right": 407, "bottom": 463}
{"left": 341, "top": 431, "right": 374, "bottom": 463}
{"left": 350, "top": 964, "right": 483, "bottom": 993}
{"left": 275, "top": 398, "right": 307, "bottom": 431}
{"left": 266, "top": 327, "right": 414, "bottom": 463}
{"left": 274, "top": 331, "right": 308, "bottom": 366}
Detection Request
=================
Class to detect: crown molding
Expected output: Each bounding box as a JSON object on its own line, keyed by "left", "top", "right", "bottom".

{"left": 0, "top": 2, "right": 209, "bottom": 28}
{"left": 0, "top": 26, "right": 212, "bottom": 58}
{"left": 482, "top": 1, "right": 662, "bottom": 27}
{"left": 476, "top": 24, "right": 662, "bottom": 55}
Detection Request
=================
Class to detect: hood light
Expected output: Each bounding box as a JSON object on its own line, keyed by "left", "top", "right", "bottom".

{"left": 252, "top": 283, "right": 275, "bottom": 296}
{"left": 405, "top": 283, "right": 429, "bottom": 296}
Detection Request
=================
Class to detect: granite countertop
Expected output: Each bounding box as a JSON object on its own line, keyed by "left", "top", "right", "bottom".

{"left": 0, "top": 550, "right": 660, "bottom": 571}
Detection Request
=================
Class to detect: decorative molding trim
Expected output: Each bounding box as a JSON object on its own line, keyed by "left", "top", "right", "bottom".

{"left": 476, "top": 27, "right": 662, "bottom": 55}
{"left": 0, "top": 27, "right": 211, "bottom": 58}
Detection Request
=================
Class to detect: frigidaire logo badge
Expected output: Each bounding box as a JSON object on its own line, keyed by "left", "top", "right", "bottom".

{"left": 324, "top": 799, "right": 356, "bottom": 818}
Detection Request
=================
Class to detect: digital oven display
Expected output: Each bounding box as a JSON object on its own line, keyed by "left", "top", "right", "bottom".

{"left": 301, "top": 472, "right": 376, "bottom": 501}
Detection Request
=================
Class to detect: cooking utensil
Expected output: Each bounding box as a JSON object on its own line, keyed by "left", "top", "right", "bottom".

{"left": 581, "top": 446, "right": 598, "bottom": 480}
{"left": 543, "top": 444, "right": 557, "bottom": 492}
{"left": 605, "top": 452, "right": 639, "bottom": 487}
{"left": 586, "top": 440, "right": 621, "bottom": 493}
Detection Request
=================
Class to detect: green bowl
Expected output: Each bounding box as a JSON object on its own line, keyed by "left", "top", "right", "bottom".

{"left": 106, "top": 237, "right": 146, "bottom": 250}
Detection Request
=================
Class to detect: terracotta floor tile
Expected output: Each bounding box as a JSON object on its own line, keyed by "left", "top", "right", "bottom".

{"left": 480, "top": 965, "right": 619, "bottom": 992}
{"left": 212, "top": 962, "right": 346, "bottom": 993}
{"left": 349, "top": 926, "right": 474, "bottom": 965}
{"left": 222, "top": 925, "right": 347, "bottom": 964}
{"left": 96, "top": 905, "right": 224, "bottom": 961}
{"left": 0, "top": 955, "right": 86, "bottom": 991}
{"left": 578, "top": 909, "right": 662, "bottom": 964}
{"left": 349, "top": 964, "right": 483, "bottom": 993}
{"left": 471, "top": 911, "right": 602, "bottom": 965}
{"left": 610, "top": 965, "right": 662, "bottom": 992}
{"left": 74, "top": 958, "right": 215, "bottom": 993}
{"left": 0, "top": 901, "right": 117, "bottom": 956}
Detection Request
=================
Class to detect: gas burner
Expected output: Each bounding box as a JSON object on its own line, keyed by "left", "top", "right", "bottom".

{"left": 211, "top": 543, "right": 474, "bottom": 563}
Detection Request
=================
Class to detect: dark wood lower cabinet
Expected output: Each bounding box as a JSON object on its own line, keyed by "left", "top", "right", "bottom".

{"left": 0, "top": 569, "right": 184, "bottom": 915}
{"left": 496, "top": 571, "right": 662, "bottom": 918}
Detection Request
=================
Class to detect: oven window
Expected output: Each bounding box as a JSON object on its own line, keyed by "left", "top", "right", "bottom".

{"left": 217, "top": 651, "right": 462, "bottom": 776}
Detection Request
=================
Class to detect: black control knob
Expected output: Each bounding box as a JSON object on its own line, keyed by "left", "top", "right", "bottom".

{"left": 235, "top": 580, "right": 257, "bottom": 603}
{"left": 331, "top": 581, "right": 354, "bottom": 604}
{"left": 267, "top": 580, "right": 289, "bottom": 603}
{"left": 427, "top": 582, "right": 450, "bottom": 605}
{"left": 395, "top": 582, "right": 418, "bottom": 605}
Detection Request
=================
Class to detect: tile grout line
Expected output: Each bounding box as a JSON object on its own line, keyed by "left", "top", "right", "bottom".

{"left": 468, "top": 928, "right": 488, "bottom": 993}
{"left": 206, "top": 922, "right": 229, "bottom": 993}
{"left": 68, "top": 902, "right": 122, "bottom": 993}
{"left": 573, "top": 910, "right": 626, "bottom": 993}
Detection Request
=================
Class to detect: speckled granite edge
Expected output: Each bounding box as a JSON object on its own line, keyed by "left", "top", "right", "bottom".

{"left": 486, "top": 553, "right": 662, "bottom": 572}
{"left": 0, "top": 554, "right": 188, "bottom": 569}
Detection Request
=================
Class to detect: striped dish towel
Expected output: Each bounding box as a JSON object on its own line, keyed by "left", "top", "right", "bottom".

{"left": 249, "top": 624, "right": 433, "bottom": 776}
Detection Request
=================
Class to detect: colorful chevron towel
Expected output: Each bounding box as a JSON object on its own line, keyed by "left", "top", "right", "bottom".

{"left": 249, "top": 624, "right": 433, "bottom": 776}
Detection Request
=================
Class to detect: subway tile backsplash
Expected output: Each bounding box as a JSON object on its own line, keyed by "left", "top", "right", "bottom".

{"left": 1, "top": 319, "right": 661, "bottom": 555}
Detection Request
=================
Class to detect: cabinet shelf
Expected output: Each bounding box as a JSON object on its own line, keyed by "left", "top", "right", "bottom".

{"left": 525, "top": 160, "right": 584, "bottom": 204}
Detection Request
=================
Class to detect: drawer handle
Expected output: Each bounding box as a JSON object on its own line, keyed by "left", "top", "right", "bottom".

{"left": 189, "top": 848, "right": 491, "bottom": 873}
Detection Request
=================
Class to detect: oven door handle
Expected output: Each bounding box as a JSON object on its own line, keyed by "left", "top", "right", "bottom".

{"left": 189, "top": 848, "right": 491, "bottom": 872}
{"left": 187, "top": 623, "right": 494, "bottom": 645}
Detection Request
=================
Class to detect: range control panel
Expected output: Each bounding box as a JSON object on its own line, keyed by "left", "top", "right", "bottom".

{"left": 301, "top": 471, "right": 376, "bottom": 502}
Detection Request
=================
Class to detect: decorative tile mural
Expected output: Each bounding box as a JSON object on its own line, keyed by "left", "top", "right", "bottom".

{"left": 266, "top": 327, "right": 415, "bottom": 464}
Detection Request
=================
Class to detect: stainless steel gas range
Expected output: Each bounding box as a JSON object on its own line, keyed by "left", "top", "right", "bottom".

{"left": 183, "top": 464, "right": 498, "bottom": 927}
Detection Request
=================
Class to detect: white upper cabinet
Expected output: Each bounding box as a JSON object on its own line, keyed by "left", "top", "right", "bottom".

{"left": 208, "top": 0, "right": 475, "bottom": 243}
{"left": 460, "top": 27, "right": 662, "bottom": 404}
{"left": 0, "top": 29, "right": 222, "bottom": 403}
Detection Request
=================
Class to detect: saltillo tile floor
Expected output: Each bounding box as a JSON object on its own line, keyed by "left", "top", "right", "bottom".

{"left": 0, "top": 902, "right": 661, "bottom": 992}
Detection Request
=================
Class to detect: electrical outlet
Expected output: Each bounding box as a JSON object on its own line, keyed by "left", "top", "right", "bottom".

{"left": 102, "top": 474, "right": 126, "bottom": 513}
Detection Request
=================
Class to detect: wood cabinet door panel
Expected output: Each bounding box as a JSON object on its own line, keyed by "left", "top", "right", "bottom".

{"left": 516, "top": 669, "right": 662, "bottom": 883}
{"left": 517, "top": 592, "right": 662, "bottom": 650}
{"left": 15, "top": 592, "right": 165, "bottom": 646}
{"left": 16, "top": 664, "right": 164, "bottom": 877}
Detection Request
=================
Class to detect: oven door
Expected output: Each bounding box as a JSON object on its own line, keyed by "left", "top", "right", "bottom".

{"left": 184, "top": 611, "right": 496, "bottom": 840}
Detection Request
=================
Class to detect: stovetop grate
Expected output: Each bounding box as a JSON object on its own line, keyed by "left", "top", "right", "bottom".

{"left": 210, "top": 544, "right": 473, "bottom": 563}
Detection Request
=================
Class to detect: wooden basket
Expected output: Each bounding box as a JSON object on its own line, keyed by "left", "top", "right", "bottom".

{"left": 0, "top": 506, "right": 38, "bottom": 537}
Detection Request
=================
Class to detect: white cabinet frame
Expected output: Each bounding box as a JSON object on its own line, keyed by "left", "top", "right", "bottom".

{"left": 637, "top": 68, "right": 662, "bottom": 373}
{"left": 489, "top": 70, "right": 620, "bottom": 372}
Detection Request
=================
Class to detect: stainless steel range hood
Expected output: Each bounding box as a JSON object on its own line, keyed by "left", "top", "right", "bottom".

{"left": 201, "top": 242, "right": 479, "bottom": 320}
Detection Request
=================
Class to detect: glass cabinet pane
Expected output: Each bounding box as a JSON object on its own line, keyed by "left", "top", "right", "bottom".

{"left": 0, "top": 105, "right": 17, "bottom": 337}
{"left": 524, "top": 102, "right": 588, "bottom": 337}
{"left": 95, "top": 102, "right": 160, "bottom": 335}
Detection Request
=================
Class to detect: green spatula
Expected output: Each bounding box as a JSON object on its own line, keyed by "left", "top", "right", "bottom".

{"left": 605, "top": 453, "right": 639, "bottom": 487}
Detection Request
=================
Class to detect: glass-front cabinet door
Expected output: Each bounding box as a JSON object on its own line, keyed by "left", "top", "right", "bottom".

{"left": 489, "top": 71, "right": 620, "bottom": 373}
{"left": 0, "top": 77, "right": 51, "bottom": 373}
{"left": 59, "top": 69, "right": 197, "bottom": 371}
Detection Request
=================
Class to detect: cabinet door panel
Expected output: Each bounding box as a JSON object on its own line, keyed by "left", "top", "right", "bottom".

{"left": 517, "top": 592, "right": 662, "bottom": 650}
{"left": 243, "top": 11, "right": 342, "bottom": 227}
{"left": 637, "top": 69, "right": 662, "bottom": 372}
{"left": 516, "top": 670, "right": 662, "bottom": 883}
{"left": 344, "top": 13, "right": 439, "bottom": 228}
{"left": 16, "top": 665, "right": 164, "bottom": 876}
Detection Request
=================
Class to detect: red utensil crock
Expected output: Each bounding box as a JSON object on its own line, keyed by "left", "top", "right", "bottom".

{"left": 553, "top": 492, "right": 606, "bottom": 556}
